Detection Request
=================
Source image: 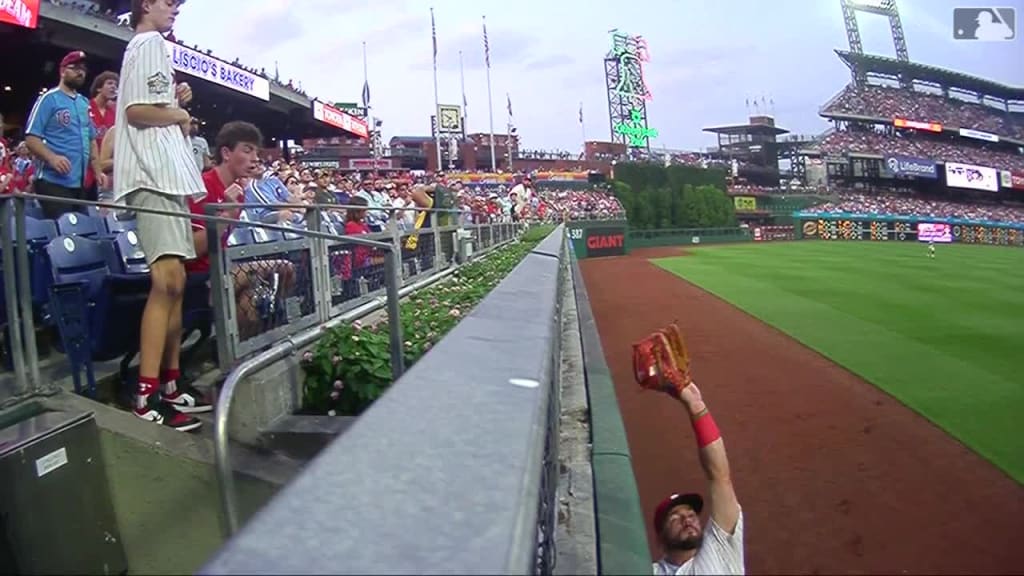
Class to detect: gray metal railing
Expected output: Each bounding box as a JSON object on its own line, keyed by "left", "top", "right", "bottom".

{"left": 205, "top": 201, "right": 517, "bottom": 371}
{"left": 200, "top": 225, "right": 567, "bottom": 575}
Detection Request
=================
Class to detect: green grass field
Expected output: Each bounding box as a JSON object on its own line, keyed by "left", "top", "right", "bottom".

{"left": 652, "top": 241, "right": 1024, "bottom": 484}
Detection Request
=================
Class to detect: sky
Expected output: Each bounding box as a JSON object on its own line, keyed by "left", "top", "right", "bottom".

{"left": 173, "top": 0, "right": 1024, "bottom": 153}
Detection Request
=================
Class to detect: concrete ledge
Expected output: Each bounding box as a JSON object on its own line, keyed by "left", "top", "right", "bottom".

{"left": 200, "top": 225, "right": 567, "bottom": 575}
{"left": 261, "top": 414, "right": 357, "bottom": 461}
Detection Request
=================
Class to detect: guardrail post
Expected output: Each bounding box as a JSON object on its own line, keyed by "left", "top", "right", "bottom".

{"left": 308, "top": 208, "right": 330, "bottom": 323}
{"left": 1, "top": 198, "right": 29, "bottom": 399}
{"left": 13, "top": 196, "right": 41, "bottom": 390}
{"left": 383, "top": 248, "right": 405, "bottom": 380}
{"left": 431, "top": 212, "right": 443, "bottom": 273}
{"left": 208, "top": 218, "right": 235, "bottom": 371}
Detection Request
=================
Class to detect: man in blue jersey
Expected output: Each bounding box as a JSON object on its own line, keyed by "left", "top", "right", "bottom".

{"left": 25, "top": 50, "right": 107, "bottom": 219}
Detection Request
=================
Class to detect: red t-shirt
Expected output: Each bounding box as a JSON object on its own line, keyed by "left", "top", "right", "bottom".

{"left": 85, "top": 99, "right": 116, "bottom": 189}
{"left": 186, "top": 169, "right": 232, "bottom": 273}
{"left": 339, "top": 220, "right": 371, "bottom": 280}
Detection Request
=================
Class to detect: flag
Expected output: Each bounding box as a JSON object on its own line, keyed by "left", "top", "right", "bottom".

{"left": 578, "top": 102, "right": 583, "bottom": 125}
{"left": 431, "top": 8, "right": 438, "bottom": 61}
{"left": 507, "top": 93, "right": 513, "bottom": 118}
{"left": 483, "top": 17, "right": 490, "bottom": 69}
{"left": 362, "top": 80, "right": 370, "bottom": 108}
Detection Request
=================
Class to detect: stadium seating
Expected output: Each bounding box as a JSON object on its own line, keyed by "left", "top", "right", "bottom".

{"left": 56, "top": 212, "right": 106, "bottom": 238}
{"left": 819, "top": 130, "right": 1024, "bottom": 172}
{"left": 39, "top": 231, "right": 212, "bottom": 396}
{"left": 824, "top": 84, "right": 1024, "bottom": 140}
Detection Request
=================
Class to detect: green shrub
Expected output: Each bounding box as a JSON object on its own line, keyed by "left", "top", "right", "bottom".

{"left": 301, "top": 234, "right": 544, "bottom": 416}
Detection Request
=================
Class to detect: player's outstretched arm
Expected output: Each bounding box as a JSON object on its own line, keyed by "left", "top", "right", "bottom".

{"left": 677, "top": 382, "right": 740, "bottom": 534}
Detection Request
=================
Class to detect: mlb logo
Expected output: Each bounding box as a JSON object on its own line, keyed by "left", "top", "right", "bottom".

{"left": 953, "top": 7, "right": 1016, "bottom": 40}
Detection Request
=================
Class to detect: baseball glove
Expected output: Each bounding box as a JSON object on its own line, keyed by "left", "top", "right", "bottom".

{"left": 632, "top": 323, "right": 692, "bottom": 397}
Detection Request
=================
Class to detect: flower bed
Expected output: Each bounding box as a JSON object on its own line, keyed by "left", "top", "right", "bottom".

{"left": 301, "top": 226, "right": 554, "bottom": 416}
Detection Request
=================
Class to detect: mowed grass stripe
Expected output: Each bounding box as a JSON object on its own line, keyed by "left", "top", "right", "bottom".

{"left": 652, "top": 241, "right": 1024, "bottom": 483}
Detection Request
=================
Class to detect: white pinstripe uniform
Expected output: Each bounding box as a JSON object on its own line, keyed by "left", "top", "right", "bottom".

{"left": 114, "top": 31, "right": 205, "bottom": 264}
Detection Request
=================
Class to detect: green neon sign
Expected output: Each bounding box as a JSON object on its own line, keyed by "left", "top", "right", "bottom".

{"left": 613, "top": 108, "right": 657, "bottom": 147}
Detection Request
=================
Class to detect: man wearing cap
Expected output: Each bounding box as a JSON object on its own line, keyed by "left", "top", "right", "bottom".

{"left": 189, "top": 117, "right": 212, "bottom": 172}
{"left": 652, "top": 380, "right": 744, "bottom": 575}
{"left": 25, "top": 50, "right": 108, "bottom": 218}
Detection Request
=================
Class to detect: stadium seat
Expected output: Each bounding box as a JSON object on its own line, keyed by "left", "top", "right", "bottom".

{"left": 228, "top": 227, "right": 255, "bottom": 246}
{"left": 56, "top": 212, "right": 105, "bottom": 238}
{"left": 24, "top": 199, "right": 44, "bottom": 220}
{"left": 45, "top": 235, "right": 120, "bottom": 395}
{"left": 44, "top": 230, "right": 215, "bottom": 396}
{"left": 105, "top": 214, "right": 138, "bottom": 235}
{"left": 108, "top": 231, "right": 149, "bottom": 275}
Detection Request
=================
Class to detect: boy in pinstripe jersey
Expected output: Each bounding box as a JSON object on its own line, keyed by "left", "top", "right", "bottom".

{"left": 113, "top": 0, "right": 209, "bottom": 431}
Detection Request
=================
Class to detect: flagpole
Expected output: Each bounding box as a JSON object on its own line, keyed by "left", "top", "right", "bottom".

{"left": 483, "top": 16, "right": 497, "bottom": 173}
{"left": 431, "top": 7, "right": 443, "bottom": 172}
{"left": 363, "top": 41, "right": 377, "bottom": 169}
{"left": 579, "top": 101, "right": 586, "bottom": 151}
{"left": 459, "top": 50, "right": 467, "bottom": 138}
{"left": 506, "top": 92, "right": 512, "bottom": 167}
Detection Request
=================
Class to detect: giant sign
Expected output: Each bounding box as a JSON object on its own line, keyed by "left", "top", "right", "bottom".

{"left": 585, "top": 226, "right": 627, "bottom": 258}
{"left": 893, "top": 118, "right": 942, "bottom": 133}
{"left": 884, "top": 155, "right": 937, "bottom": 178}
{"left": 945, "top": 162, "right": 999, "bottom": 192}
{"left": 167, "top": 41, "right": 271, "bottom": 101}
{"left": 0, "top": 0, "right": 38, "bottom": 29}
{"left": 312, "top": 100, "right": 369, "bottom": 139}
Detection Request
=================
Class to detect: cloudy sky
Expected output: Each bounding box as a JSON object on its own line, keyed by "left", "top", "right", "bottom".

{"left": 173, "top": 0, "right": 1023, "bottom": 152}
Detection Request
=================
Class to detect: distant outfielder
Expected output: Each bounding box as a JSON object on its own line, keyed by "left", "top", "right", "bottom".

{"left": 633, "top": 325, "right": 745, "bottom": 575}
{"left": 929, "top": 240, "right": 936, "bottom": 259}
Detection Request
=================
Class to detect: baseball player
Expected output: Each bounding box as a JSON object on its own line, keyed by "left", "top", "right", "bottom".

{"left": 928, "top": 240, "right": 935, "bottom": 259}
{"left": 652, "top": 380, "right": 744, "bottom": 575}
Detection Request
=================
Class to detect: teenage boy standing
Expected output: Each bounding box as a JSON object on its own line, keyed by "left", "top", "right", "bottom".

{"left": 114, "top": 0, "right": 210, "bottom": 431}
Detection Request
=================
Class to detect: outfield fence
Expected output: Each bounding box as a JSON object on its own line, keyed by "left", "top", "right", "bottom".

{"left": 794, "top": 212, "right": 1024, "bottom": 246}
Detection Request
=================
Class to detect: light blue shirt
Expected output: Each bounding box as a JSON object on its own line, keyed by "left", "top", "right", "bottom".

{"left": 26, "top": 88, "right": 95, "bottom": 188}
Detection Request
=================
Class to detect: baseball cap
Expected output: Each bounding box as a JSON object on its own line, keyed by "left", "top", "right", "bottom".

{"left": 60, "top": 51, "right": 87, "bottom": 68}
{"left": 653, "top": 493, "right": 703, "bottom": 533}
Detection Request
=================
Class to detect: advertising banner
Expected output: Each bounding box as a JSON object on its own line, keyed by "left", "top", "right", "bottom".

{"left": 917, "top": 222, "right": 953, "bottom": 243}
{"left": 734, "top": 196, "right": 758, "bottom": 211}
{"left": 884, "top": 155, "right": 938, "bottom": 178}
{"left": 312, "top": 100, "right": 370, "bottom": 139}
{"left": 168, "top": 41, "right": 271, "bottom": 101}
{"left": 944, "top": 162, "right": 999, "bottom": 192}
{"left": 893, "top": 118, "right": 943, "bottom": 132}
{"left": 584, "top": 226, "right": 627, "bottom": 258}
{"left": 958, "top": 128, "right": 1000, "bottom": 143}
{"left": 348, "top": 158, "right": 393, "bottom": 170}
{"left": 0, "top": 0, "right": 38, "bottom": 28}
{"left": 1007, "top": 171, "right": 1024, "bottom": 190}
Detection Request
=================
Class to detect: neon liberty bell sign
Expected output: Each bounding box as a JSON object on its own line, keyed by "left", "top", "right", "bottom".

{"left": 609, "top": 32, "right": 657, "bottom": 147}
{"left": 614, "top": 108, "right": 658, "bottom": 147}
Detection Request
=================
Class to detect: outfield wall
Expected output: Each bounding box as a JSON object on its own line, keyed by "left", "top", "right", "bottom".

{"left": 566, "top": 220, "right": 804, "bottom": 259}
{"left": 793, "top": 212, "right": 1024, "bottom": 247}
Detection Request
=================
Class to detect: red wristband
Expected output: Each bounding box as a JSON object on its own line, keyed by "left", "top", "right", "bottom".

{"left": 692, "top": 411, "right": 721, "bottom": 448}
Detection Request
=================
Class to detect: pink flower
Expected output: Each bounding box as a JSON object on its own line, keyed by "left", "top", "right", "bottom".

{"left": 302, "top": 351, "right": 313, "bottom": 361}
{"left": 333, "top": 380, "right": 345, "bottom": 390}
{"left": 332, "top": 355, "right": 342, "bottom": 364}
{"left": 352, "top": 320, "right": 363, "bottom": 330}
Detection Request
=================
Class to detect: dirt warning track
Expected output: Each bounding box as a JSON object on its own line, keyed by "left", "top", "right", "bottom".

{"left": 579, "top": 251, "right": 1024, "bottom": 574}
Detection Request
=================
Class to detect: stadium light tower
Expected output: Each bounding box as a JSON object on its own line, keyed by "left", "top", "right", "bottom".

{"left": 839, "top": 0, "right": 911, "bottom": 86}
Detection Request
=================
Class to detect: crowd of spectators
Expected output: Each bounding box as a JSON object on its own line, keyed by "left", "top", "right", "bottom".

{"left": 809, "top": 191, "right": 1024, "bottom": 224}
{"left": 45, "top": 0, "right": 309, "bottom": 97}
{"left": 818, "top": 129, "right": 1024, "bottom": 172}
{"left": 823, "top": 84, "right": 1024, "bottom": 140}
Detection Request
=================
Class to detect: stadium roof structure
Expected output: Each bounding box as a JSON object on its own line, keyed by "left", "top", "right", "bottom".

{"left": 702, "top": 123, "right": 789, "bottom": 136}
{"left": 836, "top": 51, "right": 1024, "bottom": 102}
